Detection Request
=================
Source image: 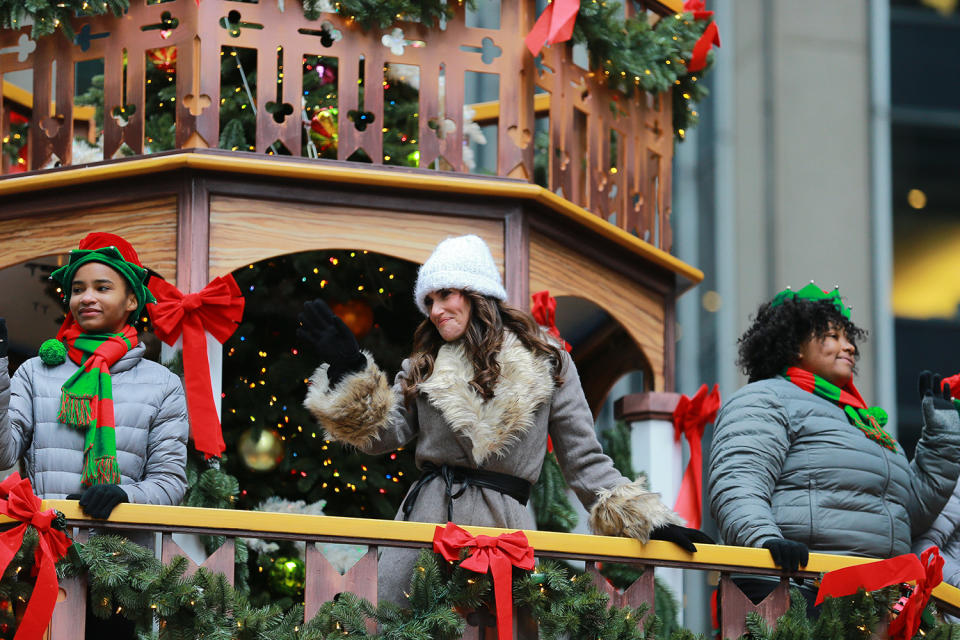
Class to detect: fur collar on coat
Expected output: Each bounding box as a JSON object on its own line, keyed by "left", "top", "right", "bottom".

{"left": 417, "top": 331, "right": 555, "bottom": 464}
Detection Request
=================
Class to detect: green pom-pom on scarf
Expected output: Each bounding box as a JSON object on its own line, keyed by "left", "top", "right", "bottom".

{"left": 38, "top": 339, "right": 67, "bottom": 366}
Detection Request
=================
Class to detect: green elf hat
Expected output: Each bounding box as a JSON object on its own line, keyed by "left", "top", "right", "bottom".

{"left": 50, "top": 246, "right": 157, "bottom": 318}
{"left": 769, "top": 282, "right": 852, "bottom": 320}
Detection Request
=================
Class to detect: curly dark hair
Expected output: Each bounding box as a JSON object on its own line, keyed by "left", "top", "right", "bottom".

{"left": 399, "top": 290, "right": 564, "bottom": 406}
{"left": 737, "top": 298, "right": 867, "bottom": 382}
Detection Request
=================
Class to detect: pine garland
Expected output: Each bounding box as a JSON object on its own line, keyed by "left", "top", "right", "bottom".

{"left": 0, "top": 530, "right": 949, "bottom": 640}
{"left": 0, "top": 0, "right": 127, "bottom": 39}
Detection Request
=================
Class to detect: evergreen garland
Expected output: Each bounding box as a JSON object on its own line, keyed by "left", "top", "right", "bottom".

{"left": 0, "top": 530, "right": 953, "bottom": 640}
{"left": 0, "top": 0, "right": 127, "bottom": 38}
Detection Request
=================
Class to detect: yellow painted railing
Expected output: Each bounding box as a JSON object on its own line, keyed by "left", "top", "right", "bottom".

{"left": 35, "top": 500, "right": 960, "bottom": 609}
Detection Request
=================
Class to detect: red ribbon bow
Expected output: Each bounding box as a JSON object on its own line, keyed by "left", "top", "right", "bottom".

{"left": 530, "top": 290, "right": 571, "bottom": 352}
{"left": 815, "top": 546, "right": 943, "bottom": 640}
{"left": 433, "top": 522, "right": 535, "bottom": 640}
{"left": 683, "top": 0, "right": 721, "bottom": 73}
{"left": 525, "top": 0, "right": 580, "bottom": 56}
{"left": 672, "top": 383, "right": 720, "bottom": 529}
{"left": 149, "top": 275, "right": 245, "bottom": 458}
{"left": 0, "top": 473, "right": 72, "bottom": 640}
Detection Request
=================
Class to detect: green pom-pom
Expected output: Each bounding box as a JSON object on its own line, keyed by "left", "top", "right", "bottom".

{"left": 38, "top": 339, "right": 67, "bottom": 366}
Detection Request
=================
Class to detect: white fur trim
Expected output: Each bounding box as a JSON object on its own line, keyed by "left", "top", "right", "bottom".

{"left": 302, "top": 352, "right": 397, "bottom": 449}
{"left": 417, "top": 332, "right": 554, "bottom": 464}
{"left": 588, "top": 479, "right": 683, "bottom": 542}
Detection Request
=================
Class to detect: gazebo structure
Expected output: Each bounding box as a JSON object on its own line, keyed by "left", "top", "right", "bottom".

{"left": 0, "top": 0, "right": 705, "bottom": 407}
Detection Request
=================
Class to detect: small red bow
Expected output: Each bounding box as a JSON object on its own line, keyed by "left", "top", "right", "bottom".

{"left": 672, "top": 384, "right": 720, "bottom": 529}
{"left": 433, "top": 522, "right": 535, "bottom": 640}
{"left": 525, "top": 0, "right": 580, "bottom": 56}
{"left": 816, "top": 546, "right": 943, "bottom": 640}
{"left": 149, "top": 275, "right": 245, "bottom": 458}
{"left": 0, "top": 473, "right": 72, "bottom": 640}
{"left": 683, "top": 0, "right": 721, "bottom": 73}
{"left": 530, "top": 290, "right": 571, "bottom": 352}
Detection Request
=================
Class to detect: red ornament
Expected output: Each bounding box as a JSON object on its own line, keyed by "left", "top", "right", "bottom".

{"left": 331, "top": 300, "right": 374, "bottom": 340}
{"left": 147, "top": 46, "right": 177, "bottom": 72}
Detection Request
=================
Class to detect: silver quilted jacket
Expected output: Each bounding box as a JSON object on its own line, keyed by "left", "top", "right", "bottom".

{"left": 0, "top": 344, "right": 188, "bottom": 504}
{"left": 709, "top": 377, "right": 960, "bottom": 558}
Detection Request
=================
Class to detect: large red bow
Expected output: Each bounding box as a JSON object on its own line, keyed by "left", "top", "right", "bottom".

{"left": 0, "top": 473, "right": 72, "bottom": 640}
{"left": 683, "top": 0, "right": 721, "bottom": 73}
{"left": 530, "top": 290, "right": 571, "bottom": 352}
{"left": 815, "top": 546, "right": 943, "bottom": 640}
{"left": 433, "top": 522, "right": 535, "bottom": 640}
{"left": 672, "top": 384, "right": 720, "bottom": 529}
{"left": 525, "top": 0, "right": 580, "bottom": 56}
{"left": 149, "top": 275, "right": 245, "bottom": 458}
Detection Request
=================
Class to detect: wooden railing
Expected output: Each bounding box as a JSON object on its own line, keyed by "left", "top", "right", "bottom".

{"left": 0, "top": 0, "right": 677, "bottom": 250}
{"left": 28, "top": 501, "right": 960, "bottom": 639}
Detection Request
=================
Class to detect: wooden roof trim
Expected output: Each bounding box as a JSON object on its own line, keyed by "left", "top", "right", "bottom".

{"left": 0, "top": 151, "right": 703, "bottom": 285}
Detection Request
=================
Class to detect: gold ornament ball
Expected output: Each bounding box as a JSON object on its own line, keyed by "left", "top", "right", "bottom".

{"left": 238, "top": 428, "right": 284, "bottom": 471}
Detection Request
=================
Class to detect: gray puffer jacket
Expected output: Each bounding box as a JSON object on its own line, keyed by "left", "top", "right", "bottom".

{"left": 709, "top": 377, "right": 960, "bottom": 559}
{"left": 0, "top": 344, "right": 189, "bottom": 504}
{"left": 914, "top": 478, "right": 960, "bottom": 586}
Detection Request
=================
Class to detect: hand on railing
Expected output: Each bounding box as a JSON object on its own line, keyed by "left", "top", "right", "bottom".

{"left": 762, "top": 538, "right": 809, "bottom": 572}
{"left": 649, "top": 523, "right": 714, "bottom": 552}
{"left": 66, "top": 484, "right": 128, "bottom": 519}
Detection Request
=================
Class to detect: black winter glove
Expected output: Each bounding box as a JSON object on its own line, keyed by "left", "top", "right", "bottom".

{"left": 0, "top": 318, "right": 7, "bottom": 358}
{"left": 762, "top": 538, "right": 809, "bottom": 572}
{"left": 918, "top": 370, "right": 954, "bottom": 410}
{"left": 297, "top": 299, "right": 367, "bottom": 386}
{"left": 649, "top": 523, "right": 714, "bottom": 553}
{"left": 66, "top": 484, "right": 128, "bottom": 519}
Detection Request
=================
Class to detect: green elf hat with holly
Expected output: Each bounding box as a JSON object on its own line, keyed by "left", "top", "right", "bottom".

{"left": 769, "top": 281, "right": 852, "bottom": 320}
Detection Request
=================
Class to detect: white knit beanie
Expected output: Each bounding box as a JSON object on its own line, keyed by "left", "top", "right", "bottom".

{"left": 413, "top": 235, "right": 507, "bottom": 314}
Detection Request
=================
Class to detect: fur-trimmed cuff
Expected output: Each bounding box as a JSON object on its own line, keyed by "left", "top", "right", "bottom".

{"left": 302, "top": 352, "right": 396, "bottom": 449}
{"left": 588, "top": 480, "right": 683, "bottom": 543}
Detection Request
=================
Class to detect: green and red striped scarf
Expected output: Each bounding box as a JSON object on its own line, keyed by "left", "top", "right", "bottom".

{"left": 782, "top": 366, "right": 897, "bottom": 451}
{"left": 57, "top": 325, "right": 138, "bottom": 486}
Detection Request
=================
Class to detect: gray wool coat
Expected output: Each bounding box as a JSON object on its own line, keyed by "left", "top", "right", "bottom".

{"left": 0, "top": 344, "right": 189, "bottom": 504}
{"left": 305, "top": 332, "right": 680, "bottom": 603}
{"left": 709, "top": 377, "right": 960, "bottom": 559}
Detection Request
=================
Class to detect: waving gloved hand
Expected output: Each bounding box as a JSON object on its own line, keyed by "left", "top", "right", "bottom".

{"left": 67, "top": 484, "right": 128, "bottom": 519}
{"left": 0, "top": 318, "right": 7, "bottom": 359}
{"left": 297, "top": 299, "right": 367, "bottom": 386}
{"left": 649, "top": 523, "right": 715, "bottom": 552}
{"left": 918, "top": 370, "right": 954, "bottom": 410}
{"left": 762, "top": 538, "right": 809, "bottom": 572}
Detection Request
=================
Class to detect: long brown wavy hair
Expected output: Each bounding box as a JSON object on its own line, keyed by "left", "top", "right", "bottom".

{"left": 399, "top": 290, "right": 565, "bottom": 407}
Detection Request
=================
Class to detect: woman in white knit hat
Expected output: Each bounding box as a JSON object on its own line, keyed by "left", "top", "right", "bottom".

{"left": 298, "top": 234, "right": 709, "bottom": 604}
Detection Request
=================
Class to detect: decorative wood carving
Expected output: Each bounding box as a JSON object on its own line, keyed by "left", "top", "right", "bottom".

{"left": 0, "top": 1, "right": 676, "bottom": 251}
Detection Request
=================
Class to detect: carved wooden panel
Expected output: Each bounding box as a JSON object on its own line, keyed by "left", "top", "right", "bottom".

{"left": 208, "top": 195, "right": 504, "bottom": 279}
{"left": 717, "top": 573, "right": 790, "bottom": 640}
{"left": 0, "top": 1, "right": 677, "bottom": 251}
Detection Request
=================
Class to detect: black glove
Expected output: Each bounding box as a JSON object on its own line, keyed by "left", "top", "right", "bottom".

{"left": 649, "top": 523, "right": 714, "bottom": 553}
{"left": 0, "top": 318, "right": 7, "bottom": 358}
{"left": 762, "top": 538, "right": 808, "bottom": 572}
{"left": 66, "top": 484, "right": 128, "bottom": 519}
{"left": 296, "top": 299, "right": 367, "bottom": 386}
{"left": 918, "top": 370, "right": 954, "bottom": 410}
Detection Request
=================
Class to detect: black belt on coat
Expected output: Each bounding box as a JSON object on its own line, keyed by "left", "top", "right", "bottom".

{"left": 400, "top": 462, "right": 532, "bottom": 522}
